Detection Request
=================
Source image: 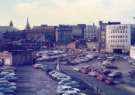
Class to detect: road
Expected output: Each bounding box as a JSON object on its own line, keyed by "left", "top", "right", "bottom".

{"left": 14, "top": 65, "right": 57, "bottom": 95}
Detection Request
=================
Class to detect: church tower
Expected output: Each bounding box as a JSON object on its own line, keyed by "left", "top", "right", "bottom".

{"left": 9, "top": 20, "right": 13, "bottom": 27}
{"left": 25, "top": 17, "right": 31, "bottom": 30}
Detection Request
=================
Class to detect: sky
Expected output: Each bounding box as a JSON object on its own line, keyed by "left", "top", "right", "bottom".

{"left": 0, "top": 0, "right": 135, "bottom": 29}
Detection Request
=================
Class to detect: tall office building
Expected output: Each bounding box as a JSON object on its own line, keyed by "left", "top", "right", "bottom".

{"left": 98, "top": 21, "right": 121, "bottom": 52}
{"left": 106, "top": 24, "right": 135, "bottom": 53}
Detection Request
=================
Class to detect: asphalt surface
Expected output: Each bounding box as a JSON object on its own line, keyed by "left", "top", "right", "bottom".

{"left": 14, "top": 65, "right": 57, "bottom": 95}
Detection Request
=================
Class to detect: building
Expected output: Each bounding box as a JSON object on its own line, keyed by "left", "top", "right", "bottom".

{"left": 130, "top": 46, "right": 135, "bottom": 59}
{"left": 106, "top": 24, "right": 135, "bottom": 53}
{"left": 0, "top": 21, "right": 18, "bottom": 41}
{"left": 71, "top": 24, "right": 86, "bottom": 40}
{"left": 56, "top": 25, "right": 73, "bottom": 45}
{"left": 32, "top": 25, "right": 56, "bottom": 47}
{"left": 0, "top": 21, "right": 19, "bottom": 49}
{"left": 84, "top": 24, "right": 97, "bottom": 42}
{"left": 72, "top": 25, "right": 83, "bottom": 40}
{"left": 77, "top": 24, "right": 86, "bottom": 39}
{"left": 98, "top": 21, "right": 121, "bottom": 52}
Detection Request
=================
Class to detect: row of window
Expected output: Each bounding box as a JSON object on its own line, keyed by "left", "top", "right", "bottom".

{"left": 109, "top": 30, "right": 128, "bottom": 34}
{"left": 108, "top": 39, "right": 128, "bottom": 43}
{"left": 109, "top": 25, "right": 128, "bottom": 30}
{"left": 110, "top": 45, "right": 126, "bottom": 48}
{"left": 108, "top": 35, "right": 128, "bottom": 38}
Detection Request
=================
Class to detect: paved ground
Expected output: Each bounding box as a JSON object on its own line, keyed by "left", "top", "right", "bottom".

{"left": 14, "top": 65, "right": 57, "bottom": 95}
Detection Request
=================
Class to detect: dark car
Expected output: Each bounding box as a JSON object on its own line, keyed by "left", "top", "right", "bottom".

{"left": 105, "top": 65, "right": 118, "bottom": 69}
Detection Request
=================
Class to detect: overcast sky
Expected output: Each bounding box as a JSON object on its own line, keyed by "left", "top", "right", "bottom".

{"left": 0, "top": 0, "right": 135, "bottom": 29}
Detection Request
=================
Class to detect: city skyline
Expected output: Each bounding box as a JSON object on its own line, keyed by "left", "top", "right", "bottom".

{"left": 1, "top": 0, "right": 135, "bottom": 29}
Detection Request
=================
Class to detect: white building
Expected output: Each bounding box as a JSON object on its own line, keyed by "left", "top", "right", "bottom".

{"left": 130, "top": 46, "right": 135, "bottom": 59}
{"left": 106, "top": 24, "right": 131, "bottom": 53}
{"left": 84, "top": 25, "right": 97, "bottom": 41}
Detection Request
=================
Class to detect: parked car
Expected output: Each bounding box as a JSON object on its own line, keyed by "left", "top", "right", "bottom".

{"left": 33, "top": 64, "right": 45, "bottom": 70}
{"left": 108, "top": 72, "right": 122, "bottom": 78}
{"left": 105, "top": 78, "right": 114, "bottom": 85}
{"left": 58, "top": 80, "right": 80, "bottom": 89}
{"left": 49, "top": 70, "right": 71, "bottom": 81}
{"left": 73, "top": 67, "right": 80, "bottom": 72}
{"left": 129, "top": 70, "right": 135, "bottom": 79}
{"left": 96, "top": 74, "right": 106, "bottom": 81}
{"left": 4, "top": 75, "right": 17, "bottom": 81}
{"left": 88, "top": 71, "right": 97, "bottom": 77}
{"left": 105, "top": 64, "right": 118, "bottom": 69}
{"left": 57, "top": 85, "right": 80, "bottom": 95}
{"left": 103, "top": 70, "right": 111, "bottom": 76}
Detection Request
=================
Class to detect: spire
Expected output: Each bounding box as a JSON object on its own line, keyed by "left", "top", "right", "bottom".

{"left": 9, "top": 20, "right": 13, "bottom": 27}
{"left": 25, "top": 17, "right": 31, "bottom": 30}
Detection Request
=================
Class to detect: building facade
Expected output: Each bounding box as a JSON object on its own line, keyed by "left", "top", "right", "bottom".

{"left": 72, "top": 25, "right": 83, "bottom": 40}
{"left": 56, "top": 25, "right": 73, "bottom": 45}
{"left": 22, "top": 24, "right": 57, "bottom": 48}
{"left": 98, "top": 21, "right": 121, "bottom": 52}
{"left": 106, "top": 24, "right": 131, "bottom": 53}
{"left": 84, "top": 24, "right": 97, "bottom": 42}
{"left": 32, "top": 25, "right": 56, "bottom": 47}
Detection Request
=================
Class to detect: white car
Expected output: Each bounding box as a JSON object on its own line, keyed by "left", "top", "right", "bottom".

{"left": 49, "top": 71, "right": 71, "bottom": 81}
{"left": 0, "top": 71, "right": 10, "bottom": 76}
{"left": 62, "top": 88, "right": 80, "bottom": 94}
{"left": 73, "top": 67, "right": 80, "bottom": 72}
{"left": 57, "top": 85, "right": 80, "bottom": 94}
{"left": 33, "top": 64, "right": 45, "bottom": 70}
{"left": 9, "top": 85, "right": 16, "bottom": 90}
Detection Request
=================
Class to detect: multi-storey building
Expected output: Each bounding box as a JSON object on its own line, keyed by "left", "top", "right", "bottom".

{"left": 56, "top": 25, "right": 73, "bottom": 45}
{"left": 84, "top": 24, "right": 97, "bottom": 42}
{"left": 77, "top": 24, "right": 86, "bottom": 39}
{"left": 32, "top": 25, "right": 56, "bottom": 45}
{"left": 106, "top": 24, "right": 135, "bottom": 53}
{"left": 72, "top": 25, "right": 83, "bottom": 40}
{"left": 23, "top": 23, "right": 57, "bottom": 47}
{"left": 98, "top": 21, "right": 121, "bottom": 52}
